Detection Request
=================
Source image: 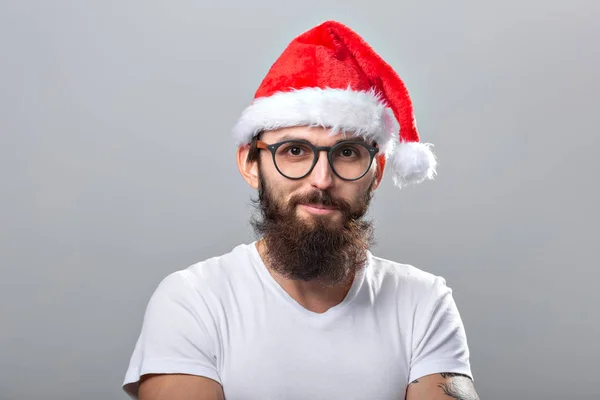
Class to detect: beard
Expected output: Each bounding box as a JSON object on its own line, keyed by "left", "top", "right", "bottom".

{"left": 250, "top": 172, "right": 376, "bottom": 288}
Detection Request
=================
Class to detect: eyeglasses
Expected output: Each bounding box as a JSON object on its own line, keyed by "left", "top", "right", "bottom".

{"left": 256, "top": 139, "right": 379, "bottom": 181}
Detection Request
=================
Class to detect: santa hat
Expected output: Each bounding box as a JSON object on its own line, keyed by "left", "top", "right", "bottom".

{"left": 232, "top": 20, "right": 437, "bottom": 188}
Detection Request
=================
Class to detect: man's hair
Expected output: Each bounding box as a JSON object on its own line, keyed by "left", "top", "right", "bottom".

{"left": 246, "top": 133, "right": 262, "bottom": 164}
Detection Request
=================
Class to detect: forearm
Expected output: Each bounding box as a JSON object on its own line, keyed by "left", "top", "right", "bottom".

{"left": 406, "top": 372, "right": 480, "bottom": 400}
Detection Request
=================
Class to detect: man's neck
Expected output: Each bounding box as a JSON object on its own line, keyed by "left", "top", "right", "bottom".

{"left": 255, "top": 239, "right": 355, "bottom": 314}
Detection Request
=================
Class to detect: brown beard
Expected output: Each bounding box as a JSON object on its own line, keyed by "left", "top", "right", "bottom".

{"left": 250, "top": 173, "right": 376, "bottom": 287}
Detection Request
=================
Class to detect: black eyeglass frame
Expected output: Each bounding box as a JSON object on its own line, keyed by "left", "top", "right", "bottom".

{"left": 256, "top": 139, "right": 380, "bottom": 181}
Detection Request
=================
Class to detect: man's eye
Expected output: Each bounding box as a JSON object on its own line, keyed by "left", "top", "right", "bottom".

{"left": 337, "top": 146, "right": 361, "bottom": 158}
{"left": 281, "top": 144, "right": 310, "bottom": 156}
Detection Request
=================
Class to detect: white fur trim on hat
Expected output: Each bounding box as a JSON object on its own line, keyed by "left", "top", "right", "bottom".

{"left": 232, "top": 86, "right": 399, "bottom": 155}
{"left": 390, "top": 141, "right": 437, "bottom": 188}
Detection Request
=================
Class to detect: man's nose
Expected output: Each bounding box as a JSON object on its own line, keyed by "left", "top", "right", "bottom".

{"left": 308, "top": 151, "right": 335, "bottom": 190}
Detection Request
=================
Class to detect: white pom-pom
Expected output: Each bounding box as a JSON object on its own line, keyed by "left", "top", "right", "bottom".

{"left": 390, "top": 141, "right": 437, "bottom": 188}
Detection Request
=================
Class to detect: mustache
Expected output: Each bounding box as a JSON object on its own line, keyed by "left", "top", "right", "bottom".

{"left": 289, "top": 190, "right": 351, "bottom": 210}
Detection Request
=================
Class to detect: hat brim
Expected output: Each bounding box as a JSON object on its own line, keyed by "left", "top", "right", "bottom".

{"left": 232, "top": 86, "right": 398, "bottom": 156}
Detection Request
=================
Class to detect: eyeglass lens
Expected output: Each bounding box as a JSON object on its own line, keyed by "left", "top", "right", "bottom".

{"left": 274, "top": 141, "right": 372, "bottom": 180}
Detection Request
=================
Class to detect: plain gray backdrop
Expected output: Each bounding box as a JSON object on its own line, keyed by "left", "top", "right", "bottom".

{"left": 1, "top": 0, "right": 598, "bottom": 399}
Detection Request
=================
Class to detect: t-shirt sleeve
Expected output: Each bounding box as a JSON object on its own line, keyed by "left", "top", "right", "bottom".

{"left": 408, "top": 275, "right": 473, "bottom": 383}
{"left": 122, "top": 271, "right": 221, "bottom": 399}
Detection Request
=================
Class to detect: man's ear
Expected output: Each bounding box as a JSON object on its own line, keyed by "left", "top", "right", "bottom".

{"left": 371, "top": 154, "right": 386, "bottom": 191}
{"left": 237, "top": 144, "right": 260, "bottom": 189}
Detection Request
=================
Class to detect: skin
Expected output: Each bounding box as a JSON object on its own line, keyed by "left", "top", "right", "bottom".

{"left": 406, "top": 372, "right": 480, "bottom": 400}
{"left": 138, "top": 374, "right": 224, "bottom": 400}
{"left": 138, "top": 126, "right": 480, "bottom": 399}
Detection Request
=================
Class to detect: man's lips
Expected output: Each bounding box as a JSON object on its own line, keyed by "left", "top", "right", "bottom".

{"left": 303, "top": 203, "right": 336, "bottom": 209}
{"left": 299, "top": 203, "right": 338, "bottom": 214}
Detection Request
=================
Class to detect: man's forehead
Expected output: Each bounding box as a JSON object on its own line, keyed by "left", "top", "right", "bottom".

{"left": 261, "top": 126, "right": 371, "bottom": 144}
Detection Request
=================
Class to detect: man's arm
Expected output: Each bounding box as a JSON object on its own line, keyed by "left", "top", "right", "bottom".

{"left": 123, "top": 272, "right": 223, "bottom": 399}
{"left": 138, "top": 373, "right": 225, "bottom": 400}
{"left": 406, "top": 372, "right": 480, "bottom": 400}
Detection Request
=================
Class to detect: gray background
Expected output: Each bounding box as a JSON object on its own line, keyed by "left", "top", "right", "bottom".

{"left": 1, "top": 0, "right": 598, "bottom": 399}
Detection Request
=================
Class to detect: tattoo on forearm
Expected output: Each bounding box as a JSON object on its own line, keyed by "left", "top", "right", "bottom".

{"left": 437, "top": 373, "right": 479, "bottom": 400}
{"left": 440, "top": 372, "right": 471, "bottom": 380}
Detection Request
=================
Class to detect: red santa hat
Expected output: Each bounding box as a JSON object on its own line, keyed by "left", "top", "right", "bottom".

{"left": 232, "top": 20, "right": 437, "bottom": 188}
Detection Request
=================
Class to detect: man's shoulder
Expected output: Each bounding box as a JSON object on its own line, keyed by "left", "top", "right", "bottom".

{"left": 185, "top": 241, "right": 256, "bottom": 279}
{"left": 154, "top": 242, "right": 258, "bottom": 297}
{"left": 367, "top": 252, "right": 448, "bottom": 297}
{"left": 369, "top": 252, "right": 439, "bottom": 283}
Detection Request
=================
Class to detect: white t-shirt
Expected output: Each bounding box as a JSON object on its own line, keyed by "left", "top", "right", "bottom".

{"left": 123, "top": 242, "right": 473, "bottom": 399}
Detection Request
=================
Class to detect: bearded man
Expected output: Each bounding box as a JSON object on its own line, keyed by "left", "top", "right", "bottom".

{"left": 122, "top": 20, "right": 480, "bottom": 400}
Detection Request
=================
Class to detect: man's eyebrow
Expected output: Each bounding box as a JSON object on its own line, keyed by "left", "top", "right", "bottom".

{"left": 275, "top": 134, "right": 369, "bottom": 145}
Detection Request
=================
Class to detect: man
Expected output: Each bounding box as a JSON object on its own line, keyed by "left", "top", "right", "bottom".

{"left": 122, "top": 20, "right": 479, "bottom": 400}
